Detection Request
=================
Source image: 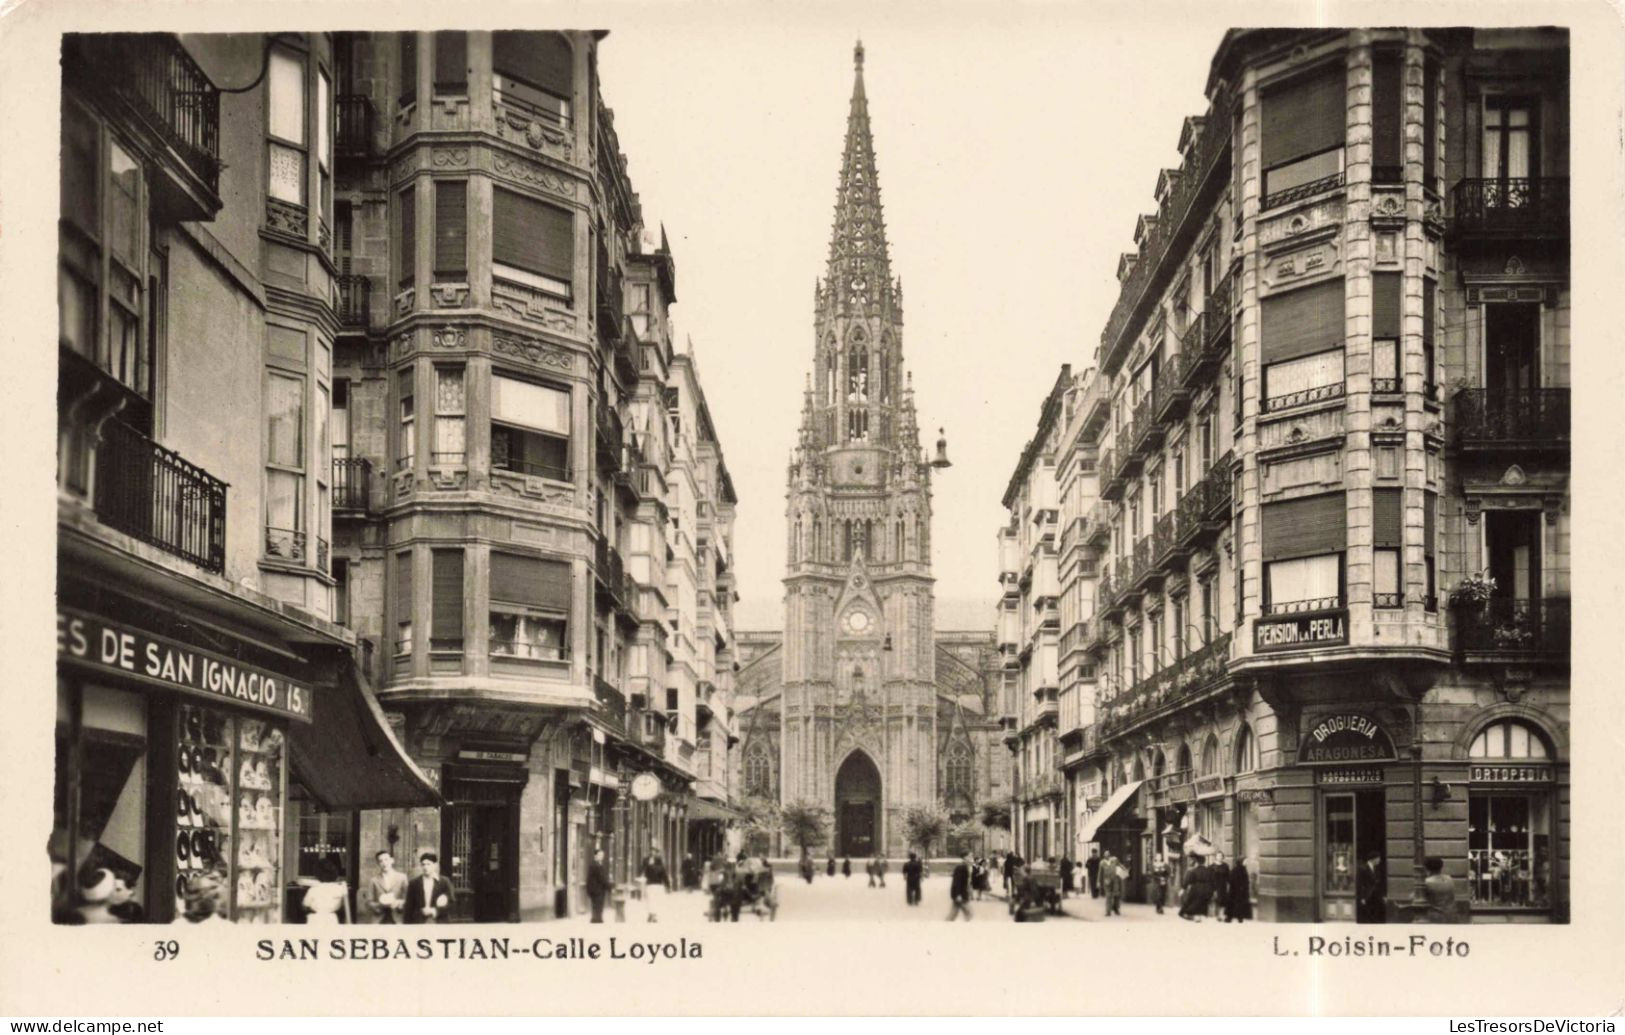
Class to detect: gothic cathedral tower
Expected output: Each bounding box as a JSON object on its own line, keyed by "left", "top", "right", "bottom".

{"left": 781, "top": 42, "right": 939, "bottom": 856}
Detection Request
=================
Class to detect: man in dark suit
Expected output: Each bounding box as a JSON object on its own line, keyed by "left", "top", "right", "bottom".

{"left": 902, "top": 852, "right": 924, "bottom": 905}
{"left": 403, "top": 851, "right": 453, "bottom": 924}
{"left": 586, "top": 848, "right": 611, "bottom": 923}
{"left": 947, "top": 853, "right": 973, "bottom": 921}
{"left": 1085, "top": 850, "right": 1101, "bottom": 899}
{"left": 1356, "top": 849, "right": 1387, "bottom": 924}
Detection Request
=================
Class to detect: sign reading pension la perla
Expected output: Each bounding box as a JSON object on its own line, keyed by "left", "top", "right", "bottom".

{"left": 57, "top": 608, "right": 314, "bottom": 722}
{"left": 1297, "top": 712, "right": 1398, "bottom": 765}
{"left": 1254, "top": 610, "right": 1349, "bottom": 652}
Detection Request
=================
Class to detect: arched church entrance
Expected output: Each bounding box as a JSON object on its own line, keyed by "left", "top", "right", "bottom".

{"left": 835, "top": 751, "right": 882, "bottom": 857}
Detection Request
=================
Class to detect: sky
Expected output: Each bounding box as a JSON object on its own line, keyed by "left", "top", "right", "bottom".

{"left": 595, "top": 7, "right": 1228, "bottom": 630}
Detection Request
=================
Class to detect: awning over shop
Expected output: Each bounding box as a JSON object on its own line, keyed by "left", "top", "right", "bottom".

{"left": 289, "top": 654, "right": 443, "bottom": 811}
{"left": 688, "top": 798, "right": 746, "bottom": 822}
{"left": 1079, "top": 780, "right": 1144, "bottom": 845}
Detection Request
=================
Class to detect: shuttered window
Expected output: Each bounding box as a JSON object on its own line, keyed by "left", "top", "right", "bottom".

{"left": 1371, "top": 49, "right": 1404, "bottom": 177}
{"left": 1423, "top": 489, "right": 1438, "bottom": 608}
{"left": 1423, "top": 54, "right": 1439, "bottom": 192}
{"left": 1422, "top": 277, "right": 1436, "bottom": 343}
{"left": 492, "top": 187, "right": 573, "bottom": 291}
{"left": 398, "top": 186, "right": 415, "bottom": 287}
{"left": 1373, "top": 273, "right": 1402, "bottom": 340}
{"left": 432, "top": 549, "right": 464, "bottom": 647}
{"left": 491, "top": 554, "right": 572, "bottom": 612}
{"left": 398, "top": 33, "right": 418, "bottom": 108}
{"left": 1261, "top": 491, "right": 1347, "bottom": 560}
{"left": 393, "top": 550, "right": 413, "bottom": 653}
{"left": 433, "top": 32, "right": 467, "bottom": 95}
{"left": 434, "top": 180, "right": 466, "bottom": 279}
{"left": 1373, "top": 487, "right": 1403, "bottom": 548}
{"left": 493, "top": 31, "right": 573, "bottom": 97}
{"left": 1262, "top": 63, "right": 1346, "bottom": 168}
{"left": 1262, "top": 279, "right": 1345, "bottom": 363}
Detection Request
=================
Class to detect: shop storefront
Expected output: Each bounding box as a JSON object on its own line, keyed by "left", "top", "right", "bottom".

{"left": 1464, "top": 718, "right": 1562, "bottom": 919}
{"left": 54, "top": 579, "right": 439, "bottom": 925}
{"left": 1079, "top": 779, "right": 1145, "bottom": 898}
{"left": 1300, "top": 711, "right": 1400, "bottom": 923}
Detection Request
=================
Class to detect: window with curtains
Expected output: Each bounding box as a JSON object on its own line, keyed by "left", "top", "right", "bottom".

{"left": 492, "top": 31, "right": 572, "bottom": 125}
{"left": 1372, "top": 272, "right": 1402, "bottom": 394}
{"left": 58, "top": 100, "right": 156, "bottom": 434}
{"left": 1172, "top": 447, "right": 1186, "bottom": 497}
{"left": 1371, "top": 48, "right": 1404, "bottom": 184}
{"left": 492, "top": 187, "right": 573, "bottom": 298}
{"left": 398, "top": 33, "right": 418, "bottom": 108}
{"left": 431, "top": 549, "right": 464, "bottom": 651}
{"left": 1261, "top": 62, "right": 1347, "bottom": 208}
{"left": 432, "top": 31, "right": 467, "bottom": 97}
{"left": 396, "top": 368, "right": 415, "bottom": 470}
{"left": 1172, "top": 596, "right": 1186, "bottom": 660}
{"left": 316, "top": 67, "right": 331, "bottom": 230}
{"left": 1483, "top": 96, "right": 1538, "bottom": 183}
{"left": 433, "top": 366, "right": 465, "bottom": 465}
{"left": 1199, "top": 577, "right": 1215, "bottom": 645}
{"left": 433, "top": 180, "right": 467, "bottom": 282}
{"left": 489, "top": 553, "right": 571, "bottom": 661}
{"left": 1261, "top": 491, "right": 1346, "bottom": 614}
{"left": 1148, "top": 612, "right": 1163, "bottom": 673}
{"left": 268, "top": 48, "right": 308, "bottom": 210}
{"left": 491, "top": 372, "right": 570, "bottom": 481}
{"left": 397, "top": 185, "right": 415, "bottom": 288}
{"left": 1149, "top": 465, "right": 1163, "bottom": 516}
{"left": 265, "top": 326, "right": 308, "bottom": 563}
{"left": 393, "top": 550, "right": 413, "bottom": 655}
{"left": 1261, "top": 278, "right": 1346, "bottom": 411}
{"left": 1128, "top": 626, "right": 1141, "bottom": 686}
{"left": 1423, "top": 489, "right": 1437, "bottom": 610}
{"left": 629, "top": 282, "right": 651, "bottom": 337}
{"left": 1373, "top": 487, "right": 1403, "bottom": 607}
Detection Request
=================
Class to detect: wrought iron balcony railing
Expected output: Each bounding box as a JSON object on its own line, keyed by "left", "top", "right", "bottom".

{"left": 332, "top": 456, "right": 372, "bottom": 512}
{"left": 1450, "top": 178, "right": 1569, "bottom": 238}
{"left": 335, "top": 94, "right": 375, "bottom": 158}
{"left": 336, "top": 274, "right": 371, "bottom": 330}
{"left": 94, "top": 419, "right": 227, "bottom": 573}
{"left": 1453, "top": 598, "right": 1570, "bottom": 657}
{"left": 64, "top": 34, "right": 221, "bottom": 200}
{"left": 1451, "top": 388, "right": 1570, "bottom": 451}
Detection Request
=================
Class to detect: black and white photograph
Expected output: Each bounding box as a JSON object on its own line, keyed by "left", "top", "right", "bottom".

{"left": 8, "top": 0, "right": 1624, "bottom": 1019}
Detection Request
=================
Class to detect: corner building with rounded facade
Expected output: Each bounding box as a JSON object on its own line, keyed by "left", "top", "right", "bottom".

{"left": 1075, "top": 28, "right": 1568, "bottom": 923}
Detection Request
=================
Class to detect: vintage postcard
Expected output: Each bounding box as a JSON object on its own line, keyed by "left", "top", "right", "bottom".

{"left": 2, "top": 0, "right": 1622, "bottom": 1018}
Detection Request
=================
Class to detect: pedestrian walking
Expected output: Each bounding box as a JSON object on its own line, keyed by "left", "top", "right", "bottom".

{"left": 1210, "top": 853, "right": 1231, "bottom": 919}
{"left": 1225, "top": 858, "right": 1253, "bottom": 923}
{"left": 1356, "top": 849, "right": 1387, "bottom": 924}
{"left": 642, "top": 850, "right": 669, "bottom": 921}
{"left": 903, "top": 852, "right": 924, "bottom": 906}
{"left": 1099, "top": 851, "right": 1124, "bottom": 916}
{"left": 866, "top": 857, "right": 877, "bottom": 887}
{"left": 1422, "top": 856, "right": 1456, "bottom": 923}
{"left": 584, "top": 848, "right": 611, "bottom": 924}
{"left": 876, "top": 855, "right": 889, "bottom": 887}
{"left": 1151, "top": 856, "right": 1171, "bottom": 914}
{"left": 1059, "top": 856, "right": 1075, "bottom": 899}
{"left": 842, "top": 857, "right": 852, "bottom": 878}
{"left": 405, "top": 851, "right": 453, "bottom": 924}
{"left": 364, "top": 850, "right": 406, "bottom": 923}
{"left": 1085, "top": 850, "right": 1101, "bottom": 899}
{"left": 972, "top": 857, "right": 989, "bottom": 900}
{"left": 1001, "top": 852, "right": 1016, "bottom": 896}
{"left": 947, "top": 853, "right": 973, "bottom": 921}
{"left": 800, "top": 852, "right": 815, "bottom": 884}
{"left": 826, "top": 854, "right": 837, "bottom": 877}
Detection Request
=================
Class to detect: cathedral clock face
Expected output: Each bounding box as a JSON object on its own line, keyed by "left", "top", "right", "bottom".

{"left": 843, "top": 610, "right": 872, "bottom": 635}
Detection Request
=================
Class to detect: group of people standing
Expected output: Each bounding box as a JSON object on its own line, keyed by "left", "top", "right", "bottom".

{"left": 1163, "top": 853, "right": 1252, "bottom": 922}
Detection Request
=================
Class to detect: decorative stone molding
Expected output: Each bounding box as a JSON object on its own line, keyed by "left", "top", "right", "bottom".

{"left": 492, "top": 279, "right": 578, "bottom": 333}
{"left": 430, "top": 326, "right": 467, "bottom": 350}
{"left": 1369, "top": 188, "right": 1407, "bottom": 228}
{"left": 427, "top": 468, "right": 467, "bottom": 491}
{"left": 265, "top": 197, "right": 309, "bottom": 240}
{"left": 1259, "top": 198, "right": 1344, "bottom": 251}
{"left": 394, "top": 471, "right": 414, "bottom": 501}
{"left": 430, "top": 283, "right": 469, "bottom": 308}
{"left": 492, "top": 333, "right": 574, "bottom": 372}
{"left": 491, "top": 151, "right": 576, "bottom": 199}
{"left": 395, "top": 288, "right": 415, "bottom": 316}
{"left": 431, "top": 146, "right": 469, "bottom": 167}
{"left": 391, "top": 332, "right": 414, "bottom": 358}
{"left": 493, "top": 102, "right": 572, "bottom": 159}
{"left": 1261, "top": 237, "right": 1342, "bottom": 291}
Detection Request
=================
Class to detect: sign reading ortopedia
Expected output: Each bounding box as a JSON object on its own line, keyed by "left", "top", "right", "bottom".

{"left": 1298, "top": 712, "right": 1398, "bottom": 765}
{"left": 57, "top": 608, "right": 315, "bottom": 722}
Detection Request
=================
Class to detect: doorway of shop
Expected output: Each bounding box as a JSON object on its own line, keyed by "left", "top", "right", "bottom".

{"left": 1320, "top": 789, "right": 1387, "bottom": 922}
{"left": 444, "top": 778, "right": 522, "bottom": 923}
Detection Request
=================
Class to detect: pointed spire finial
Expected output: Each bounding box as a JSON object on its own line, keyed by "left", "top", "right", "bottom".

{"left": 854, "top": 38, "right": 865, "bottom": 72}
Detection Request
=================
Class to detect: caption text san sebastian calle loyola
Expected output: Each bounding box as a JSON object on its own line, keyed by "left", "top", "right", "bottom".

{"left": 257, "top": 937, "right": 702, "bottom": 963}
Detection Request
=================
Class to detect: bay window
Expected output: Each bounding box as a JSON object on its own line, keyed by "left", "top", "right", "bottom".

{"left": 397, "top": 368, "right": 415, "bottom": 470}
{"left": 397, "top": 185, "right": 416, "bottom": 288}
{"left": 433, "top": 180, "right": 467, "bottom": 282}
{"left": 393, "top": 550, "right": 413, "bottom": 656}
{"left": 431, "top": 549, "right": 464, "bottom": 653}
{"left": 1371, "top": 47, "right": 1404, "bottom": 183}
{"left": 1261, "top": 62, "right": 1346, "bottom": 208}
{"left": 1261, "top": 278, "right": 1345, "bottom": 411}
{"left": 432, "top": 366, "right": 465, "bottom": 466}
{"left": 316, "top": 67, "right": 331, "bottom": 228}
{"left": 493, "top": 31, "right": 572, "bottom": 125}
{"left": 493, "top": 187, "right": 573, "bottom": 298}
{"left": 490, "top": 553, "right": 572, "bottom": 662}
{"left": 265, "top": 326, "right": 307, "bottom": 562}
{"left": 1261, "top": 491, "right": 1346, "bottom": 614}
{"left": 1372, "top": 272, "right": 1401, "bottom": 394}
{"left": 492, "top": 373, "right": 570, "bottom": 481}
{"left": 433, "top": 31, "right": 467, "bottom": 97}
{"left": 1373, "top": 487, "right": 1402, "bottom": 607}
{"left": 267, "top": 49, "right": 307, "bottom": 209}
{"left": 398, "top": 33, "right": 417, "bottom": 109}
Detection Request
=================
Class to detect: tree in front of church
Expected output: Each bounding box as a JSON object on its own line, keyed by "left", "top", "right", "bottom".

{"left": 779, "top": 800, "right": 831, "bottom": 857}
{"left": 946, "top": 818, "right": 984, "bottom": 857}
{"left": 738, "top": 795, "right": 782, "bottom": 856}
{"left": 979, "top": 799, "right": 1013, "bottom": 832}
{"left": 901, "top": 805, "right": 950, "bottom": 856}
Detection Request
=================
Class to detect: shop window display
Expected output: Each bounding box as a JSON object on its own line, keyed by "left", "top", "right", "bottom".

{"left": 176, "top": 703, "right": 286, "bottom": 923}
{"left": 1468, "top": 794, "right": 1551, "bottom": 909}
{"left": 52, "top": 683, "right": 149, "bottom": 924}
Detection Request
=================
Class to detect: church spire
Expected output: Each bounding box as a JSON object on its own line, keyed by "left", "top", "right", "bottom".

{"left": 825, "top": 38, "right": 893, "bottom": 307}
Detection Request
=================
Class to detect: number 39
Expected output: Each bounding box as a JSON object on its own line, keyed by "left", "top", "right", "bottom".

{"left": 154, "top": 940, "right": 180, "bottom": 961}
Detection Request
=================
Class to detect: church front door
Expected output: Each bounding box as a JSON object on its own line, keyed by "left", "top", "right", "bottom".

{"left": 835, "top": 751, "right": 881, "bottom": 857}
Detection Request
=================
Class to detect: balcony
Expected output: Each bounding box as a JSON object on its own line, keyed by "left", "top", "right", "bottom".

{"left": 64, "top": 34, "right": 221, "bottom": 220}
{"left": 1451, "top": 388, "right": 1569, "bottom": 455}
{"left": 595, "top": 537, "right": 627, "bottom": 607}
{"left": 1452, "top": 598, "right": 1570, "bottom": 660}
{"left": 335, "top": 94, "right": 375, "bottom": 159}
{"left": 595, "top": 241, "right": 624, "bottom": 344}
{"left": 595, "top": 406, "right": 624, "bottom": 474}
{"left": 1202, "top": 451, "right": 1233, "bottom": 519}
{"left": 1099, "top": 446, "right": 1125, "bottom": 501}
{"left": 336, "top": 274, "right": 371, "bottom": 332}
{"left": 1130, "top": 395, "right": 1163, "bottom": 457}
{"left": 1098, "top": 631, "right": 1232, "bottom": 737}
{"left": 1154, "top": 511, "right": 1191, "bottom": 571}
{"left": 592, "top": 676, "right": 628, "bottom": 737}
{"left": 93, "top": 419, "right": 227, "bottom": 574}
{"left": 331, "top": 456, "right": 372, "bottom": 513}
{"left": 614, "top": 316, "right": 639, "bottom": 385}
{"left": 1449, "top": 178, "right": 1569, "bottom": 241}
{"left": 1156, "top": 352, "right": 1193, "bottom": 425}
{"left": 1098, "top": 569, "right": 1125, "bottom": 621}
{"left": 1084, "top": 500, "right": 1113, "bottom": 547}
{"left": 1130, "top": 535, "right": 1164, "bottom": 594}
{"left": 628, "top": 707, "right": 668, "bottom": 754}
